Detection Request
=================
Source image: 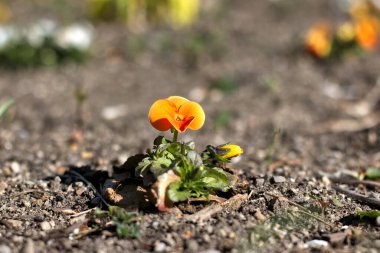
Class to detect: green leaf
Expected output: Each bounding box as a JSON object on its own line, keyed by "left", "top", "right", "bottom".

{"left": 166, "top": 142, "right": 182, "bottom": 155}
{"left": 357, "top": 210, "right": 380, "bottom": 219}
{"left": 135, "top": 157, "right": 153, "bottom": 177}
{"left": 0, "top": 99, "right": 14, "bottom": 119}
{"left": 187, "top": 150, "right": 203, "bottom": 167}
{"left": 167, "top": 181, "right": 191, "bottom": 202}
{"left": 150, "top": 157, "right": 172, "bottom": 176}
{"left": 108, "top": 206, "right": 139, "bottom": 238}
{"left": 365, "top": 167, "right": 380, "bottom": 180}
{"left": 201, "top": 167, "right": 230, "bottom": 191}
{"left": 94, "top": 207, "right": 108, "bottom": 218}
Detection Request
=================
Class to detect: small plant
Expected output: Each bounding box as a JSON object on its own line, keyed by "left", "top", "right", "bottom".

{"left": 125, "top": 96, "right": 243, "bottom": 211}
{"left": 74, "top": 85, "right": 87, "bottom": 127}
{"left": 0, "top": 99, "right": 13, "bottom": 120}
{"left": 94, "top": 206, "right": 139, "bottom": 238}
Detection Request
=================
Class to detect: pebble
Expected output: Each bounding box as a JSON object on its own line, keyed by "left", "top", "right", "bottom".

{"left": 21, "top": 239, "right": 34, "bottom": 253}
{"left": 40, "top": 221, "right": 54, "bottom": 231}
{"left": 255, "top": 178, "right": 265, "bottom": 186}
{"left": 10, "top": 162, "right": 21, "bottom": 174}
{"left": 305, "top": 239, "right": 329, "bottom": 249}
{"left": 254, "top": 210, "right": 267, "bottom": 221}
{"left": 164, "top": 234, "right": 176, "bottom": 247}
{"left": 202, "top": 234, "right": 210, "bottom": 242}
{"left": 50, "top": 176, "right": 61, "bottom": 192}
{"left": 376, "top": 216, "right": 380, "bottom": 227}
{"left": 188, "top": 87, "right": 207, "bottom": 102}
{"left": 273, "top": 167, "right": 284, "bottom": 175}
{"left": 101, "top": 104, "right": 128, "bottom": 120}
{"left": 154, "top": 241, "right": 166, "bottom": 252}
{"left": 152, "top": 221, "right": 160, "bottom": 229}
{"left": 187, "top": 239, "right": 199, "bottom": 252}
{"left": 271, "top": 176, "right": 286, "bottom": 184}
{"left": 5, "top": 219, "right": 23, "bottom": 229}
{"left": 238, "top": 213, "right": 246, "bottom": 221}
{"left": 0, "top": 245, "right": 11, "bottom": 253}
{"left": 0, "top": 181, "right": 8, "bottom": 194}
{"left": 219, "top": 229, "right": 227, "bottom": 237}
{"left": 199, "top": 250, "right": 221, "bottom": 253}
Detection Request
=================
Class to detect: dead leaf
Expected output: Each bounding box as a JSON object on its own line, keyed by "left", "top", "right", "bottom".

{"left": 150, "top": 170, "right": 181, "bottom": 212}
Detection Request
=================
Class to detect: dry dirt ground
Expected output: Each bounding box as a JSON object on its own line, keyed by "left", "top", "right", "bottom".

{"left": 0, "top": 0, "right": 380, "bottom": 252}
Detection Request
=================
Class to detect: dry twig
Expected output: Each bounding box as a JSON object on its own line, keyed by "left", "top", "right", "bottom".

{"left": 184, "top": 194, "right": 248, "bottom": 223}
{"left": 329, "top": 177, "right": 380, "bottom": 189}
{"left": 332, "top": 185, "right": 380, "bottom": 208}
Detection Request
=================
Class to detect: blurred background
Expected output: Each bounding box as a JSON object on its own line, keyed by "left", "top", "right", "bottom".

{"left": 0, "top": 0, "right": 379, "bottom": 178}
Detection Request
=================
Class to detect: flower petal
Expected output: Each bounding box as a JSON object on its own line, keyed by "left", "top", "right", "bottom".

{"left": 355, "top": 16, "right": 378, "bottom": 50}
{"left": 148, "top": 99, "right": 176, "bottom": 131}
{"left": 218, "top": 144, "right": 244, "bottom": 159}
{"left": 167, "top": 96, "right": 189, "bottom": 109}
{"left": 178, "top": 101, "right": 205, "bottom": 130}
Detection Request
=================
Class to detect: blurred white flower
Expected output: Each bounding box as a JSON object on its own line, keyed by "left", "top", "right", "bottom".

{"left": 55, "top": 23, "right": 94, "bottom": 50}
{"left": 0, "top": 25, "right": 15, "bottom": 49}
{"left": 26, "top": 19, "right": 57, "bottom": 46}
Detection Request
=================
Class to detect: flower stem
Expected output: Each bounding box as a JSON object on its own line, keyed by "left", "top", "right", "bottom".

{"left": 172, "top": 129, "right": 178, "bottom": 142}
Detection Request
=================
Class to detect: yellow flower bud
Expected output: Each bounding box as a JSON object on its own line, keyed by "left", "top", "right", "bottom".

{"left": 217, "top": 144, "right": 244, "bottom": 159}
{"left": 337, "top": 22, "right": 355, "bottom": 42}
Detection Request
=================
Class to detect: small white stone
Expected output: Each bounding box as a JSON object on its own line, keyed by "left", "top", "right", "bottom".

{"left": 10, "top": 161, "right": 21, "bottom": 174}
{"left": 0, "top": 245, "right": 11, "bottom": 253}
{"left": 189, "top": 87, "right": 207, "bottom": 102}
{"left": 154, "top": 241, "right": 166, "bottom": 252}
{"left": 40, "top": 221, "right": 52, "bottom": 231}
{"left": 305, "top": 239, "right": 329, "bottom": 249}
{"left": 101, "top": 105, "right": 128, "bottom": 120}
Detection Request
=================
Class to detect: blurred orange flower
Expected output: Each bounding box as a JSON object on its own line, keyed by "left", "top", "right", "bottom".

{"left": 149, "top": 96, "right": 205, "bottom": 133}
{"left": 355, "top": 16, "right": 379, "bottom": 50}
{"left": 305, "top": 22, "right": 332, "bottom": 58}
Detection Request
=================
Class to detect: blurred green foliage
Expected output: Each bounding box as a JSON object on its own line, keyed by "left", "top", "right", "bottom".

{"left": 0, "top": 22, "right": 92, "bottom": 68}
{"left": 0, "top": 99, "right": 13, "bottom": 120}
{"left": 0, "top": 39, "right": 88, "bottom": 68}
{"left": 212, "top": 76, "right": 239, "bottom": 95}
{"left": 213, "top": 111, "right": 233, "bottom": 130}
{"left": 95, "top": 206, "right": 140, "bottom": 238}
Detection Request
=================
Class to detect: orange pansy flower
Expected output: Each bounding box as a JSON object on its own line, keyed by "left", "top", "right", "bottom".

{"left": 355, "top": 16, "right": 379, "bottom": 51}
{"left": 304, "top": 22, "right": 332, "bottom": 58}
{"left": 149, "top": 96, "right": 205, "bottom": 133}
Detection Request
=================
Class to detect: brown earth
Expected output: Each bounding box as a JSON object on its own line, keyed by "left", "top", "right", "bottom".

{"left": 0, "top": 0, "right": 380, "bottom": 252}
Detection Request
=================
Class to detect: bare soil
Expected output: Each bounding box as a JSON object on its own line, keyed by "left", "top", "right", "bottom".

{"left": 1, "top": 0, "right": 380, "bottom": 252}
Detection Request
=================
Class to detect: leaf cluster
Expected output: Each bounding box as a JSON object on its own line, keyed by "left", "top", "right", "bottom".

{"left": 136, "top": 136, "right": 236, "bottom": 203}
{"left": 95, "top": 206, "right": 139, "bottom": 238}
{"left": 329, "top": 37, "right": 363, "bottom": 60}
